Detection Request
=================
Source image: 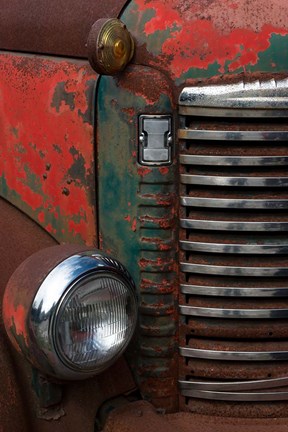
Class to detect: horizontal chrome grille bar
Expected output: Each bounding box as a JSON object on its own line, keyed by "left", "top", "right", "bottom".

{"left": 180, "top": 154, "right": 288, "bottom": 166}
{"left": 180, "top": 218, "right": 288, "bottom": 231}
{"left": 180, "top": 284, "right": 288, "bottom": 297}
{"left": 179, "top": 106, "right": 288, "bottom": 118}
{"left": 179, "top": 78, "right": 288, "bottom": 109}
{"left": 180, "top": 305, "right": 288, "bottom": 319}
{"left": 179, "top": 347, "right": 288, "bottom": 361}
{"left": 181, "top": 174, "right": 288, "bottom": 188}
{"left": 181, "top": 197, "right": 288, "bottom": 209}
{"left": 181, "top": 389, "right": 288, "bottom": 401}
{"left": 180, "top": 240, "right": 288, "bottom": 254}
{"left": 178, "top": 129, "right": 288, "bottom": 141}
{"left": 179, "top": 376, "right": 288, "bottom": 391}
{"left": 180, "top": 262, "right": 288, "bottom": 277}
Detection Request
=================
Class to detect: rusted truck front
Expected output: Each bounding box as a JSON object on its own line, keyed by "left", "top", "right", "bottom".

{"left": 1, "top": 1, "right": 288, "bottom": 431}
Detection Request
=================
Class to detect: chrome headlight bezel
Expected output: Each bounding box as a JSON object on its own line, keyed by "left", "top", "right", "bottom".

{"left": 4, "top": 246, "right": 138, "bottom": 380}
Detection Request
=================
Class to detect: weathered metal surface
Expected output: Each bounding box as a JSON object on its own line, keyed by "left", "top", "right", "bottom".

{"left": 166, "top": 409, "right": 288, "bottom": 430}
{"left": 97, "top": 66, "right": 178, "bottom": 412}
{"left": 102, "top": 400, "right": 288, "bottom": 432}
{"left": 0, "top": 53, "right": 97, "bottom": 245}
{"left": 103, "top": 400, "right": 177, "bottom": 432}
{"left": 122, "top": 0, "right": 288, "bottom": 84}
{"left": 0, "top": 1, "right": 129, "bottom": 57}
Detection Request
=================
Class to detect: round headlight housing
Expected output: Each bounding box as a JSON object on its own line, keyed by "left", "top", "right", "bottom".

{"left": 3, "top": 246, "right": 137, "bottom": 380}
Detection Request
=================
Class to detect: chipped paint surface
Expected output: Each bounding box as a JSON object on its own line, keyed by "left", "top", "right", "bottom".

{"left": 97, "top": 66, "right": 178, "bottom": 412}
{"left": 122, "top": 0, "right": 288, "bottom": 83}
{"left": 0, "top": 53, "right": 97, "bottom": 245}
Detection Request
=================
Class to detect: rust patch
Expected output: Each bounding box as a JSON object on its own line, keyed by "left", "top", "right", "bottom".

{"left": 117, "top": 68, "right": 173, "bottom": 106}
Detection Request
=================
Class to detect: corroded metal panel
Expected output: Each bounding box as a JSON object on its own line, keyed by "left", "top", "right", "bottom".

{"left": 0, "top": 53, "right": 97, "bottom": 245}
{"left": 97, "top": 66, "right": 178, "bottom": 412}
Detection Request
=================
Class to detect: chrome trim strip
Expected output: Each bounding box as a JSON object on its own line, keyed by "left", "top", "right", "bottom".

{"left": 181, "top": 174, "right": 288, "bottom": 188}
{"left": 179, "top": 106, "right": 288, "bottom": 118}
{"left": 179, "top": 305, "right": 288, "bottom": 319}
{"left": 179, "top": 377, "right": 288, "bottom": 391}
{"left": 178, "top": 129, "right": 288, "bottom": 141}
{"left": 180, "top": 240, "right": 288, "bottom": 254}
{"left": 181, "top": 197, "right": 288, "bottom": 209}
{"left": 180, "top": 284, "right": 288, "bottom": 297}
{"left": 180, "top": 154, "right": 288, "bottom": 166}
{"left": 179, "top": 78, "right": 288, "bottom": 109}
{"left": 179, "top": 347, "right": 288, "bottom": 361}
{"left": 180, "top": 262, "right": 288, "bottom": 277}
{"left": 180, "top": 389, "right": 288, "bottom": 401}
{"left": 180, "top": 218, "right": 288, "bottom": 232}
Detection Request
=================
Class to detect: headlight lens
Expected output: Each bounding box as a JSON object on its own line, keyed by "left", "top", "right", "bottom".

{"left": 55, "top": 273, "right": 136, "bottom": 374}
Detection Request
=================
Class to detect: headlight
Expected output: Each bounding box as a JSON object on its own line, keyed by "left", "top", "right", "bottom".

{"left": 3, "top": 245, "right": 137, "bottom": 380}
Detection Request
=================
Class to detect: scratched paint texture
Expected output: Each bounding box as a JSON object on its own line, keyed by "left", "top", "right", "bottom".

{"left": 122, "top": 0, "right": 288, "bottom": 83}
{"left": 0, "top": 54, "right": 97, "bottom": 245}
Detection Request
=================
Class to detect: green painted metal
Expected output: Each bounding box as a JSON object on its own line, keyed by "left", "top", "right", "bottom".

{"left": 97, "top": 71, "right": 173, "bottom": 287}
{"left": 97, "top": 66, "right": 178, "bottom": 411}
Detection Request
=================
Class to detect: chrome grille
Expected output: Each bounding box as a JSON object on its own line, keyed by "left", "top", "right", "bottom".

{"left": 178, "top": 78, "right": 288, "bottom": 406}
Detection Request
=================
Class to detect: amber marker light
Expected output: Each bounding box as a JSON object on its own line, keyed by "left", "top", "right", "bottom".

{"left": 87, "top": 18, "right": 135, "bottom": 75}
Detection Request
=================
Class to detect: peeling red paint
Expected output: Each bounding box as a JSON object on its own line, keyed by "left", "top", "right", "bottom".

{"left": 131, "top": 218, "right": 137, "bottom": 232}
{"left": 133, "top": 0, "right": 288, "bottom": 78}
{"left": 165, "top": 21, "right": 287, "bottom": 75}
{"left": 159, "top": 167, "right": 169, "bottom": 176}
{"left": 0, "top": 54, "right": 97, "bottom": 245}
{"left": 45, "top": 224, "right": 56, "bottom": 235}
{"left": 38, "top": 211, "right": 45, "bottom": 223}
{"left": 137, "top": 166, "right": 153, "bottom": 177}
{"left": 122, "top": 107, "right": 136, "bottom": 117}
{"left": 3, "top": 302, "right": 29, "bottom": 353}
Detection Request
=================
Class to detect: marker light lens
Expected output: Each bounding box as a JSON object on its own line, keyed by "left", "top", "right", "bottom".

{"left": 87, "top": 18, "right": 134, "bottom": 75}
